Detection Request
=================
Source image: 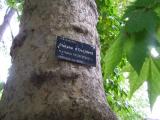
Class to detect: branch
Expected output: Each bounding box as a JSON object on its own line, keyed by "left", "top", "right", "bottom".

{"left": 0, "top": 8, "right": 16, "bottom": 41}
{"left": 8, "top": 22, "right": 14, "bottom": 40}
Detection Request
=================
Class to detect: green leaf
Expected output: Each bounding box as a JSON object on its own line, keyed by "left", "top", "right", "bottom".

{"left": 137, "top": 58, "right": 149, "bottom": 92}
{"left": 128, "top": 71, "right": 139, "bottom": 98}
{"left": 103, "top": 38, "right": 123, "bottom": 78}
{"left": 128, "top": 57, "right": 160, "bottom": 109}
{"left": 125, "top": 59, "right": 149, "bottom": 98}
{"left": 122, "top": 0, "right": 160, "bottom": 75}
{"left": 124, "top": 31, "right": 149, "bottom": 74}
{"left": 148, "top": 58, "right": 160, "bottom": 109}
{"left": 6, "top": 0, "right": 16, "bottom": 7}
{"left": 124, "top": 10, "right": 157, "bottom": 33}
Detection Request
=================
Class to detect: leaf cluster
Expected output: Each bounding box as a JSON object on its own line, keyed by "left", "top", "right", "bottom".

{"left": 96, "top": 0, "right": 143, "bottom": 119}
{"left": 6, "top": 0, "right": 24, "bottom": 14}
{"left": 104, "top": 0, "right": 160, "bottom": 109}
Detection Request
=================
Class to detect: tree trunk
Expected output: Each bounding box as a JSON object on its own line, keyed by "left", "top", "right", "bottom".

{"left": 0, "top": 0, "right": 116, "bottom": 120}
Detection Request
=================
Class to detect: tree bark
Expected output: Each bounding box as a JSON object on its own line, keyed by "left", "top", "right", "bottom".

{"left": 0, "top": 0, "right": 117, "bottom": 120}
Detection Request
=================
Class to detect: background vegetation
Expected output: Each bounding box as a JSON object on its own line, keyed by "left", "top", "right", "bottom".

{"left": 96, "top": 0, "right": 160, "bottom": 119}
{"left": 96, "top": 0, "right": 143, "bottom": 119}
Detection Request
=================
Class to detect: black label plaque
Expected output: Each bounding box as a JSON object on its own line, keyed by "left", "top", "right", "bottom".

{"left": 55, "top": 36, "right": 96, "bottom": 66}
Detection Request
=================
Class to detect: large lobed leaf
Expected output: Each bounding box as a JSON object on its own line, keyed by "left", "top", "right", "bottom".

{"left": 122, "top": 1, "right": 160, "bottom": 108}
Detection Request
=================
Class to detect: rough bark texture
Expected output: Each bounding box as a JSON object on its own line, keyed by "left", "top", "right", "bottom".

{"left": 0, "top": 0, "right": 117, "bottom": 120}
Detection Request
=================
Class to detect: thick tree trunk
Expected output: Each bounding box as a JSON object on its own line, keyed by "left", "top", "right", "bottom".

{"left": 0, "top": 0, "right": 116, "bottom": 120}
